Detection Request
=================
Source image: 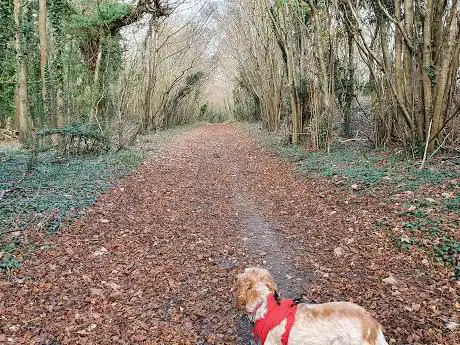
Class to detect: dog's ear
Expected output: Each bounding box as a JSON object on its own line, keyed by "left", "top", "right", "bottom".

{"left": 259, "top": 269, "right": 277, "bottom": 293}
{"left": 235, "top": 274, "right": 252, "bottom": 312}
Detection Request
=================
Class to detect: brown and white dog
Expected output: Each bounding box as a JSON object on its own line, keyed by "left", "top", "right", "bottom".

{"left": 236, "top": 267, "right": 389, "bottom": 345}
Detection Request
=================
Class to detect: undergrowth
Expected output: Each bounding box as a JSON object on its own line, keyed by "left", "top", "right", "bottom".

{"left": 254, "top": 123, "right": 457, "bottom": 190}
{"left": 0, "top": 124, "right": 194, "bottom": 274}
{"left": 397, "top": 197, "right": 460, "bottom": 280}
{"left": 296, "top": 149, "right": 458, "bottom": 189}
{"left": 247, "top": 123, "right": 460, "bottom": 280}
{"left": 0, "top": 148, "right": 142, "bottom": 272}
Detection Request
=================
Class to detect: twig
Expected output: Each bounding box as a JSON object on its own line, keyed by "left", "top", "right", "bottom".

{"left": 429, "top": 133, "right": 451, "bottom": 160}
{"left": 445, "top": 146, "right": 460, "bottom": 153}
{"left": 0, "top": 173, "right": 27, "bottom": 200}
{"left": 0, "top": 190, "right": 10, "bottom": 200}
{"left": 353, "top": 94, "right": 371, "bottom": 119}
{"left": 337, "top": 138, "right": 368, "bottom": 143}
{"left": 1, "top": 227, "right": 24, "bottom": 236}
{"left": 420, "top": 118, "right": 433, "bottom": 170}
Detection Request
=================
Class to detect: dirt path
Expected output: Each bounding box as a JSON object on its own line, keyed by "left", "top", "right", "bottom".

{"left": 0, "top": 124, "right": 458, "bottom": 345}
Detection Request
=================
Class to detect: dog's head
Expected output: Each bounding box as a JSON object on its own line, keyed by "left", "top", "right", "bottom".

{"left": 235, "top": 267, "right": 277, "bottom": 314}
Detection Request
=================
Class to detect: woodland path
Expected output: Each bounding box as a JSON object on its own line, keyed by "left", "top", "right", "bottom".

{"left": 0, "top": 124, "right": 458, "bottom": 345}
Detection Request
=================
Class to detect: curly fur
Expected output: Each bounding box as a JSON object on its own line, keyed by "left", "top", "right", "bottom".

{"left": 235, "top": 267, "right": 389, "bottom": 345}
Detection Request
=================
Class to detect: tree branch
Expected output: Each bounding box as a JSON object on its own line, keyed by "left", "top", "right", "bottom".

{"left": 376, "top": 0, "right": 414, "bottom": 53}
{"left": 109, "top": 0, "right": 171, "bottom": 34}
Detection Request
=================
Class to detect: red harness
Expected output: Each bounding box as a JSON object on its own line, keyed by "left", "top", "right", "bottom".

{"left": 252, "top": 294, "right": 298, "bottom": 345}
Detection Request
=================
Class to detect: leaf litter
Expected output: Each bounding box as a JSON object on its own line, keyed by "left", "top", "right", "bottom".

{"left": 0, "top": 124, "right": 458, "bottom": 344}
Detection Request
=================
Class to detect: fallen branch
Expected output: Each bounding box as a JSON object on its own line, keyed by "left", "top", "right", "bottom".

{"left": 420, "top": 118, "right": 433, "bottom": 170}
{"left": 429, "top": 133, "right": 452, "bottom": 160}
{"left": 337, "top": 138, "right": 368, "bottom": 143}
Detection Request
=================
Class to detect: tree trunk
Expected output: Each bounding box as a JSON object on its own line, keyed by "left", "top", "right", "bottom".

{"left": 308, "top": 0, "right": 332, "bottom": 148}
{"left": 394, "top": 0, "right": 405, "bottom": 136}
{"left": 403, "top": 0, "right": 416, "bottom": 137}
{"left": 429, "top": 4, "right": 458, "bottom": 150}
{"left": 90, "top": 38, "right": 103, "bottom": 123}
{"left": 14, "top": 0, "right": 30, "bottom": 139}
{"left": 38, "top": 0, "right": 48, "bottom": 124}
{"left": 343, "top": 27, "right": 354, "bottom": 138}
{"left": 420, "top": 0, "right": 434, "bottom": 144}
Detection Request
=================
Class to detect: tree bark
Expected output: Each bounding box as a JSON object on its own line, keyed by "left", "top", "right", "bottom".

{"left": 38, "top": 0, "right": 48, "bottom": 123}
{"left": 14, "top": 0, "right": 30, "bottom": 139}
{"left": 420, "top": 0, "right": 433, "bottom": 144}
{"left": 429, "top": 4, "right": 458, "bottom": 150}
{"left": 343, "top": 27, "right": 355, "bottom": 138}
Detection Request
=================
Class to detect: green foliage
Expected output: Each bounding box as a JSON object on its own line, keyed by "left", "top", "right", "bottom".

{"left": 176, "top": 71, "right": 205, "bottom": 101}
{"left": 0, "top": 255, "right": 21, "bottom": 272}
{"left": 0, "top": 0, "right": 14, "bottom": 52}
{"left": 34, "top": 123, "right": 110, "bottom": 156}
{"left": 396, "top": 236, "right": 415, "bottom": 251}
{"left": 0, "top": 147, "right": 142, "bottom": 270}
{"left": 405, "top": 168, "right": 457, "bottom": 190}
{"left": 403, "top": 219, "right": 430, "bottom": 231}
{"left": 23, "top": 1, "right": 47, "bottom": 125}
{"left": 69, "top": 3, "right": 133, "bottom": 38}
{"left": 426, "top": 64, "right": 437, "bottom": 87}
{"left": 434, "top": 238, "right": 460, "bottom": 280}
{"left": 271, "top": 141, "right": 306, "bottom": 162}
{"left": 443, "top": 197, "right": 460, "bottom": 212}
{"left": 164, "top": 71, "right": 205, "bottom": 124}
{"left": 199, "top": 103, "right": 208, "bottom": 118}
{"left": 298, "top": 76, "right": 310, "bottom": 98}
{"left": 399, "top": 209, "right": 428, "bottom": 218}
{"left": 343, "top": 166, "right": 385, "bottom": 185}
{"left": 39, "top": 123, "right": 108, "bottom": 144}
{"left": 298, "top": 149, "right": 386, "bottom": 185}
{"left": 296, "top": 148, "right": 457, "bottom": 190}
{"left": 0, "top": 0, "right": 15, "bottom": 122}
{"left": 399, "top": 200, "right": 459, "bottom": 279}
{"left": 232, "top": 79, "right": 261, "bottom": 122}
{"left": 49, "top": 0, "right": 67, "bottom": 84}
{"left": 202, "top": 108, "right": 228, "bottom": 123}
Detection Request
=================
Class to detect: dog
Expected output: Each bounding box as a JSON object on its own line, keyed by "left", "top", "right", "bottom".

{"left": 236, "top": 267, "right": 388, "bottom": 345}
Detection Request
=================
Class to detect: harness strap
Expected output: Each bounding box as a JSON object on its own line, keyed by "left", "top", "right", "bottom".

{"left": 252, "top": 294, "right": 298, "bottom": 345}
{"left": 280, "top": 306, "right": 296, "bottom": 344}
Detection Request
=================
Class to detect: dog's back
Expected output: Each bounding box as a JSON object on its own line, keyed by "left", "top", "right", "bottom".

{"left": 287, "top": 302, "right": 388, "bottom": 345}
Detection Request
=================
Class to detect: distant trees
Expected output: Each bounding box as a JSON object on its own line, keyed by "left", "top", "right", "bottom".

{"left": 0, "top": 0, "right": 213, "bottom": 147}
{"left": 223, "top": 0, "right": 460, "bottom": 153}
{"left": 2, "top": 0, "right": 458, "bottom": 154}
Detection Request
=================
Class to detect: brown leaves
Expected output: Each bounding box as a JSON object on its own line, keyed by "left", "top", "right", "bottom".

{"left": 0, "top": 124, "right": 457, "bottom": 344}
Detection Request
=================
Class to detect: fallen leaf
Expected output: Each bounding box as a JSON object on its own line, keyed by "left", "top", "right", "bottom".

{"left": 383, "top": 275, "right": 398, "bottom": 285}
{"left": 334, "top": 247, "right": 344, "bottom": 257}
{"left": 92, "top": 247, "right": 109, "bottom": 256}
{"left": 445, "top": 321, "right": 459, "bottom": 331}
{"left": 90, "top": 288, "right": 103, "bottom": 296}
